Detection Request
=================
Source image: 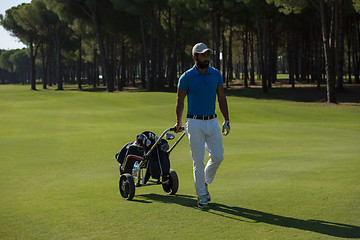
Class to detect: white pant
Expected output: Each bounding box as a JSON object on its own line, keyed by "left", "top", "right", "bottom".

{"left": 185, "top": 118, "right": 224, "bottom": 196}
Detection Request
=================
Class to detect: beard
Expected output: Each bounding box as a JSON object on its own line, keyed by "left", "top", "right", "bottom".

{"left": 197, "top": 60, "right": 209, "bottom": 69}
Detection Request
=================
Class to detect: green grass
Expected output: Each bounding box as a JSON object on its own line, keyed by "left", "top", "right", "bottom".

{"left": 1, "top": 84, "right": 360, "bottom": 239}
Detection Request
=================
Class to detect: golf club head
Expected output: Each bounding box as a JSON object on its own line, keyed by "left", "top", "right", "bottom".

{"left": 142, "top": 135, "right": 148, "bottom": 146}
{"left": 165, "top": 132, "right": 175, "bottom": 140}
{"left": 161, "top": 142, "right": 170, "bottom": 151}
{"left": 136, "top": 134, "right": 145, "bottom": 146}
{"left": 149, "top": 133, "right": 155, "bottom": 140}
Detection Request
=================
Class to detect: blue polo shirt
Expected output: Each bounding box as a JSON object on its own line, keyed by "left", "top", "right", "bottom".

{"left": 178, "top": 65, "right": 223, "bottom": 116}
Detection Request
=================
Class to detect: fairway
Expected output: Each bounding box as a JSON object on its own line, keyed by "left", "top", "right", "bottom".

{"left": 1, "top": 85, "right": 360, "bottom": 239}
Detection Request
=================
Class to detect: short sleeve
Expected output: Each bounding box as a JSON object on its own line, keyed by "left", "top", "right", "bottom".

{"left": 178, "top": 73, "right": 188, "bottom": 91}
{"left": 217, "top": 70, "right": 223, "bottom": 86}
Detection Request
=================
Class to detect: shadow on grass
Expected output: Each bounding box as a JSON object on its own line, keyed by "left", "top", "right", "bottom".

{"left": 138, "top": 193, "right": 360, "bottom": 238}
{"left": 66, "top": 86, "right": 149, "bottom": 93}
{"left": 66, "top": 87, "right": 108, "bottom": 92}
{"left": 225, "top": 85, "right": 360, "bottom": 104}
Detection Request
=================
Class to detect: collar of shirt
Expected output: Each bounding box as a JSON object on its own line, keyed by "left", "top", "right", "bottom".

{"left": 192, "top": 65, "right": 213, "bottom": 75}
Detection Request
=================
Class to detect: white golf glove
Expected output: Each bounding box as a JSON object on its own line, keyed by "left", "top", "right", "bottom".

{"left": 222, "top": 120, "right": 230, "bottom": 136}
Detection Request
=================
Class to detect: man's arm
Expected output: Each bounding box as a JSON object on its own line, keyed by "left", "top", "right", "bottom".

{"left": 175, "top": 87, "right": 187, "bottom": 132}
{"left": 217, "top": 85, "right": 229, "bottom": 121}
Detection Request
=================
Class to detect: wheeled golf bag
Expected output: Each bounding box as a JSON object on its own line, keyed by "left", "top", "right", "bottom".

{"left": 116, "top": 127, "right": 184, "bottom": 200}
{"left": 115, "top": 131, "right": 170, "bottom": 181}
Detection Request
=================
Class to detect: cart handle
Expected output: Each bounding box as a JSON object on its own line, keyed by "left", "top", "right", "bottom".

{"left": 167, "top": 131, "right": 186, "bottom": 155}
{"left": 169, "top": 127, "right": 184, "bottom": 132}
{"left": 144, "top": 127, "right": 185, "bottom": 158}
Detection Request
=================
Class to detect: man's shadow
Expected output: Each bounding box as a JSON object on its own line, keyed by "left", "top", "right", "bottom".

{"left": 137, "top": 193, "right": 360, "bottom": 238}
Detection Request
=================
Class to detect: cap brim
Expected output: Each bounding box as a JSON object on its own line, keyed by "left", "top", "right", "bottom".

{"left": 197, "top": 49, "right": 213, "bottom": 54}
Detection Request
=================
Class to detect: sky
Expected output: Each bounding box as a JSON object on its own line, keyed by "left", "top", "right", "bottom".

{"left": 0, "top": 0, "right": 31, "bottom": 50}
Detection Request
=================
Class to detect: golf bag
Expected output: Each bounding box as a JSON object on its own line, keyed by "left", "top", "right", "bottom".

{"left": 116, "top": 142, "right": 142, "bottom": 174}
{"left": 115, "top": 131, "right": 170, "bottom": 180}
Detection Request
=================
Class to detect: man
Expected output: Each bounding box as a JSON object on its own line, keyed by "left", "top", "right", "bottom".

{"left": 174, "top": 42, "right": 230, "bottom": 208}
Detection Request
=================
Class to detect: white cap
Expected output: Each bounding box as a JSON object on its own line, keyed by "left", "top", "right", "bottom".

{"left": 192, "top": 43, "right": 213, "bottom": 56}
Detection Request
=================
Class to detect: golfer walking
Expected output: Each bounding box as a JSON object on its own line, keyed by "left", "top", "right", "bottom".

{"left": 174, "top": 43, "right": 230, "bottom": 208}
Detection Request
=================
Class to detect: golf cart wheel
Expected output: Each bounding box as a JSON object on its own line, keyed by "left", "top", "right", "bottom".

{"left": 162, "top": 169, "right": 179, "bottom": 195}
{"left": 119, "top": 173, "right": 135, "bottom": 200}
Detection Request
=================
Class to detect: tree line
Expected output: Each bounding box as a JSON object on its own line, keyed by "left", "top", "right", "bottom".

{"left": 0, "top": 0, "right": 360, "bottom": 103}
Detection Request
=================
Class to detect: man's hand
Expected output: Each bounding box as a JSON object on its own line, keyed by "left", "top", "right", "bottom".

{"left": 222, "top": 120, "right": 230, "bottom": 136}
{"left": 174, "top": 122, "right": 183, "bottom": 133}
